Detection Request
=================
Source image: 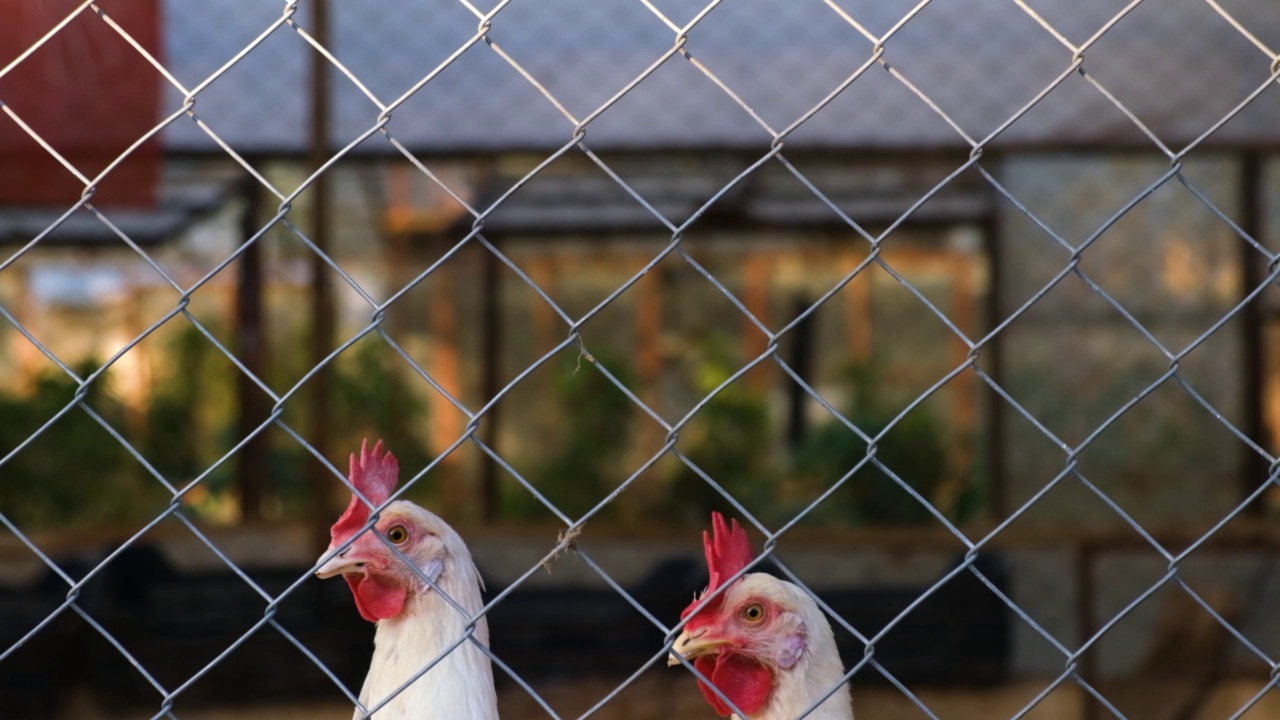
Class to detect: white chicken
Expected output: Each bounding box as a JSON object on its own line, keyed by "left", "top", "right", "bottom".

{"left": 315, "top": 439, "right": 498, "bottom": 720}
{"left": 669, "top": 513, "right": 854, "bottom": 719}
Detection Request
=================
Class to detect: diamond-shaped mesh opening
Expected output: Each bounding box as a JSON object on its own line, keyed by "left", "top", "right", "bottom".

{"left": 984, "top": 69, "right": 1162, "bottom": 148}
{"left": 1081, "top": 0, "right": 1279, "bottom": 146}
{"left": 1081, "top": 557, "right": 1278, "bottom": 718}
{"left": 161, "top": 12, "right": 309, "bottom": 154}
{"left": 1074, "top": 379, "right": 1249, "bottom": 529}
{"left": 323, "top": 0, "right": 479, "bottom": 106}
{"left": 685, "top": 0, "right": 876, "bottom": 134}
{"left": 478, "top": 155, "right": 674, "bottom": 251}
{"left": 0, "top": 2, "right": 167, "bottom": 205}
{"left": 483, "top": 0, "right": 677, "bottom": 123}
{"left": 582, "top": 51, "right": 777, "bottom": 150}
{"left": 875, "top": 0, "right": 1076, "bottom": 145}
{"left": 790, "top": 388, "right": 977, "bottom": 528}
{"left": 161, "top": 0, "right": 305, "bottom": 89}
{"left": 481, "top": 537, "right": 682, "bottom": 693}
{"left": 376, "top": 40, "right": 579, "bottom": 153}
{"left": 493, "top": 353, "right": 670, "bottom": 522}
{"left": 72, "top": 534, "right": 328, "bottom": 711}
{"left": 1073, "top": 168, "right": 1245, "bottom": 336}
{"left": 998, "top": 284, "right": 1171, "bottom": 446}
{"left": 1017, "top": 0, "right": 1140, "bottom": 47}
{"left": 1, "top": 252, "right": 143, "bottom": 366}
{"left": 844, "top": 558, "right": 1015, "bottom": 683}
{"left": 0, "top": 372, "right": 168, "bottom": 531}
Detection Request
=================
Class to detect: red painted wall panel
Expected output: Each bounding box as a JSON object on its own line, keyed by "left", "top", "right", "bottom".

{"left": 0, "top": 0, "right": 162, "bottom": 207}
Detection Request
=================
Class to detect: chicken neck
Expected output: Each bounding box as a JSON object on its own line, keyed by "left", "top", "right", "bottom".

{"left": 358, "top": 560, "right": 498, "bottom": 720}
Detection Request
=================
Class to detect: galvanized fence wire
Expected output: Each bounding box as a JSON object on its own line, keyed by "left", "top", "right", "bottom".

{"left": 1, "top": 0, "right": 1280, "bottom": 718}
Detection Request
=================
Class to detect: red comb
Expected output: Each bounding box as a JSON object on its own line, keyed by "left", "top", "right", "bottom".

{"left": 681, "top": 512, "right": 754, "bottom": 621}
{"left": 329, "top": 439, "right": 400, "bottom": 545}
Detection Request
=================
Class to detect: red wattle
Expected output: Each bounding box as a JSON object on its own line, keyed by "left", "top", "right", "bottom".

{"left": 345, "top": 573, "right": 408, "bottom": 622}
{"left": 695, "top": 651, "right": 774, "bottom": 717}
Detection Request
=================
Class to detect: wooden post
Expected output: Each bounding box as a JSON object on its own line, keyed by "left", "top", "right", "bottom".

{"left": 525, "top": 252, "right": 559, "bottom": 358}
{"left": 428, "top": 253, "right": 466, "bottom": 498}
{"left": 845, "top": 248, "right": 874, "bottom": 363}
{"left": 10, "top": 264, "right": 39, "bottom": 391}
{"left": 1076, "top": 542, "right": 1098, "bottom": 720}
{"left": 949, "top": 249, "right": 978, "bottom": 476}
{"left": 634, "top": 253, "right": 665, "bottom": 467}
{"left": 742, "top": 250, "right": 772, "bottom": 388}
{"left": 982, "top": 208, "right": 1007, "bottom": 522}
{"left": 635, "top": 255, "right": 663, "bottom": 401}
{"left": 479, "top": 242, "right": 502, "bottom": 521}
{"left": 235, "top": 178, "right": 268, "bottom": 522}
{"left": 303, "top": 0, "right": 334, "bottom": 547}
{"left": 786, "top": 295, "right": 817, "bottom": 448}
{"left": 1239, "top": 154, "right": 1268, "bottom": 511}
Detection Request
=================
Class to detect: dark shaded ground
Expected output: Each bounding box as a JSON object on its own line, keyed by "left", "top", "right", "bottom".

{"left": 3, "top": 544, "right": 1010, "bottom": 719}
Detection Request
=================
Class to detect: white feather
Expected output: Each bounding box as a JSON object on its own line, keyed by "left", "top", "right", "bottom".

{"left": 735, "top": 576, "right": 855, "bottom": 720}
{"left": 353, "top": 509, "right": 498, "bottom": 720}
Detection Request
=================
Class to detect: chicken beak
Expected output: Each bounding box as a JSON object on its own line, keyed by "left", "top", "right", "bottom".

{"left": 315, "top": 551, "right": 370, "bottom": 579}
{"left": 667, "top": 627, "right": 729, "bottom": 666}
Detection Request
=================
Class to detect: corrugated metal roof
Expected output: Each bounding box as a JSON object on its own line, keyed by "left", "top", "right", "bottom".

{"left": 0, "top": 161, "right": 241, "bottom": 245}
{"left": 476, "top": 155, "right": 991, "bottom": 234}
{"left": 158, "top": 0, "right": 1280, "bottom": 154}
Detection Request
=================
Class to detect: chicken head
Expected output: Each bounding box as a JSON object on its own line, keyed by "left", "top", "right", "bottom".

{"left": 669, "top": 513, "right": 841, "bottom": 719}
{"left": 315, "top": 438, "right": 456, "bottom": 622}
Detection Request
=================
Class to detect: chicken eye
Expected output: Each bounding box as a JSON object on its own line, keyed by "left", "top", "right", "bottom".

{"left": 741, "top": 603, "right": 766, "bottom": 623}
{"left": 386, "top": 525, "right": 409, "bottom": 544}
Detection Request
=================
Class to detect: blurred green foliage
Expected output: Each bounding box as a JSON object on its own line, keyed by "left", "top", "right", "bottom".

{"left": 0, "top": 323, "right": 435, "bottom": 528}
{"left": 506, "top": 351, "right": 636, "bottom": 520}
{"left": 663, "top": 338, "right": 775, "bottom": 524}
{"left": 503, "top": 337, "right": 966, "bottom": 527}
{"left": 326, "top": 339, "right": 434, "bottom": 503}
{"left": 1, "top": 321, "right": 970, "bottom": 529}
{"left": 238, "top": 328, "right": 436, "bottom": 515}
{"left": 791, "top": 364, "right": 958, "bottom": 525}
{"left": 0, "top": 361, "right": 166, "bottom": 527}
{"left": 144, "top": 322, "right": 236, "bottom": 497}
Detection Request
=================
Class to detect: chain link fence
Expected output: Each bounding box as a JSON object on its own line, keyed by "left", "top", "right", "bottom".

{"left": 3, "top": 0, "right": 1280, "bottom": 718}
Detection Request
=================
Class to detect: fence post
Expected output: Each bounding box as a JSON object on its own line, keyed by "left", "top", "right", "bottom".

{"left": 1239, "top": 153, "right": 1267, "bottom": 513}
{"left": 480, "top": 239, "right": 503, "bottom": 521}
{"left": 235, "top": 176, "right": 268, "bottom": 521}
{"left": 304, "top": 0, "right": 335, "bottom": 546}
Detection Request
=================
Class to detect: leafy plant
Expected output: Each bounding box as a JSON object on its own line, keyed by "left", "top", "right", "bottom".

{"left": 328, "top": 340, "right": 433, "bottom": 492}
{"left": 506, "top": 351, "right": 636, "bottom": 520}
{"left": 0, "top": 361, "right": 163, "bottom": 528}
{"left": 143, "top": 322, "right": 235, "bottom": 494}
{"left": 663, "top": 338, "right": 775, "bottom": 524}
{"left": 0, "top": 314, "right": 442, "bottom": 528}
{"left": 791, "top": 364, "right": 952, "bottom": 525}
{"left": 260, "top": 335, "right": 436, "bottom": 517}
